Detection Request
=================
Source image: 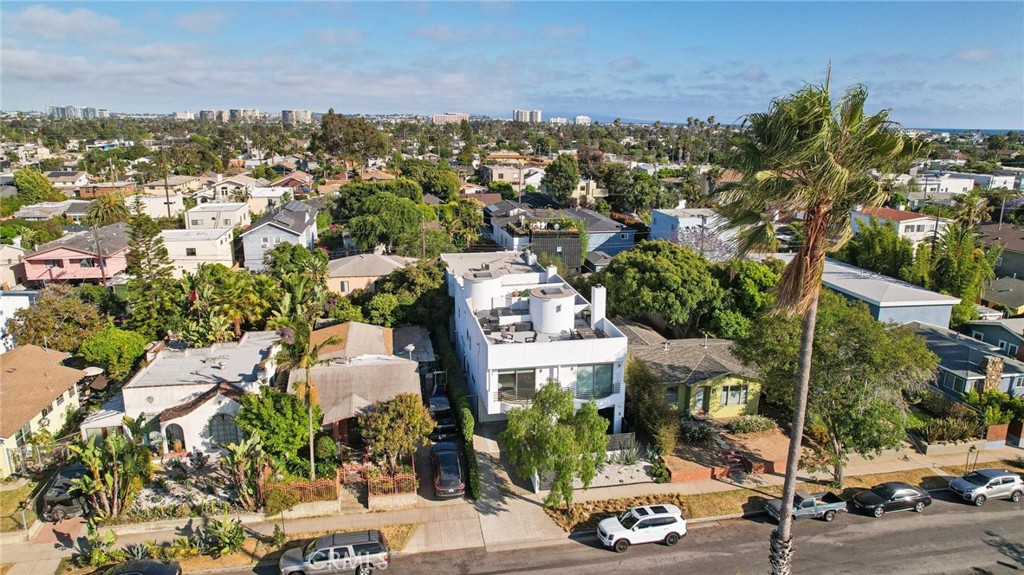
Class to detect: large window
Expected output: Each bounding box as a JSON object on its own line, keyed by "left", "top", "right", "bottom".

{"left": 720, "top": 384, "right": 749, "bottom": 407}
{"left": 209, "top": 414, "right": 240, "bottom": 446}
{"left": 185, "top": 248, "right": 197, "bottom": 256}
{"left": 498, "top": 370, "right": 537, "bottom": 401}
{"left": 576, "top": 364, "right": 614, "bottom": 399}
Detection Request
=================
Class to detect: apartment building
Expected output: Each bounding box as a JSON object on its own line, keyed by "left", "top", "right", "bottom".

{"left": 160, "top": 228, "right": 235, "bottom": 277}
{"left": 185, "top": 202, "right": 251, "bottom": 230}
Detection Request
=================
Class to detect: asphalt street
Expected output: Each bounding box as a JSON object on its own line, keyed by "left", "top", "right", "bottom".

{"left": 248, "top": 491, "right": 1023, "bottom": 575}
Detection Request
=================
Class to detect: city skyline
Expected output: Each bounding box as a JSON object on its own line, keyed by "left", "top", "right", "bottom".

{"left": 2, "top": 2, "right": 1022, "bottom": 129}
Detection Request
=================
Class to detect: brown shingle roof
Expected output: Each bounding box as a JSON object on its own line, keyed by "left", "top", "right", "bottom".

{"left": 628, "top": 338, "right": 758, "bottom": 385}
{"left": 310, "top": 322, "right": 393, "bottom": 359}
{"left": 0, "top": 345, "right": 84, "bottom": 437}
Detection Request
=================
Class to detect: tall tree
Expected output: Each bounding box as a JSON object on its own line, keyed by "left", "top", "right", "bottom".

{"left": 125, "top": 206, "right": 178, "bottom": 341}
{"left": 717, "top": 81, "right": 920, "bottom": 575}
{"left": 348, "top": 192, "right": 422, "bottom": 253}
{"left": 236, "top": 390, "right": 320, "bottom": 462}
{"left": 13, "top": 168, "right": 63, "bottom": 203}
{"left": 357, "top": 393, "right": 434, "bottom": 472}
{"left": 313, "top": 109, "right": 390, "bottom": 170}
{"left": 836, "top": 217, "right": 915, "bottom": 280}
{"left": 86, "top": 196, "right": 129, "bottom": 288}
{"left": 542, "top": 154, "right": 581, "bottom": 206}
{"left": 3, "top": 284, "right": 104, "bottom": 352}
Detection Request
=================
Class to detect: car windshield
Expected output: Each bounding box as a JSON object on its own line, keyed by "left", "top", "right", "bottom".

{"left": 871, "top": 484, "right": 897, "bottom": 499}
{"left": 437, "top": 453, "right": 462, "bottom": 485}
{"left": 304, "top": 542, "right": 317, "bottom": 557}
{"left": 962, "top": 472, "right": 989, "bottom": 486}
{"left": 618, "top": 511, "right": 639, "bottom": 529}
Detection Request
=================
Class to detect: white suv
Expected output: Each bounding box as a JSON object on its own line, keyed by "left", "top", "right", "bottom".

{"left": 596, "top": 504, "right": 687, "bottom": 553}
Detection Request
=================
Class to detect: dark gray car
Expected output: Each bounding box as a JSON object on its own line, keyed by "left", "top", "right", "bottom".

{"left": 279, "top": 530, "right": 390, "bottom": 575}
{"left": 949, "top": 469, "right": 1024, "bottom": 506}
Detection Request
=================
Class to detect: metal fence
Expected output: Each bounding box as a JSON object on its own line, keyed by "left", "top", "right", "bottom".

{"left": 366, "top": 472, "right": 418, "bottom": 496}
{"left": 266, "top": 473, "right": 339, "bottom": 504}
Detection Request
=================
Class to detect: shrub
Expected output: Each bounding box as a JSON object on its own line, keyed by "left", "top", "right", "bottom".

{"left": 122, "top": 543, "right": 152, "bottom": 561}
{"left": 654, "top": 421, "right": 679, "bottom": 454}
{"left": 650, "top": 458, "right": 671, "bottom": 483}
{"left": 727, "top": 415, "right": 776, "bottom": 435}
{"left": 918, "top": 391, "right": 954, "bottom": 417}
{"left": 613, "top": 438, "right": 640, "bottom": 465}
{"left": 203, "top": 517, "right": 245, "bottom": 558}
{"left": 265, "top": 489, "right": 299, "bottom": 516}
{"left": 919, "top": 416, "right": 981, "bottom": 443}
{"left": 189, "top": 451, "right": 209, "bottom": 472}
{"left": 678, "top": 418, "right": 716, "bottom": 446}
{"left": 270, "top": 524, "right": 286, "bottom": 549}
{"left": 315, "top": 436, "right": 338, "bottom": 461}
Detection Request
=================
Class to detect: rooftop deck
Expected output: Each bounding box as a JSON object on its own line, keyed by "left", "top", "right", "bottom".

{"left": 475, "top": 308, "right": 609, "bottom": 344}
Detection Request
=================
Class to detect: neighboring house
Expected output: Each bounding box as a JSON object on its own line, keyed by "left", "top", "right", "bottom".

{"left": 850, "top": 207, "right": 951, "bottom": 247}
{"left": 78, "top": 182, "right": 137, "bottom": 199}
{"left": 360, "top": 170, "right": 396, "bottom": 183}
{"left": 0, "top": 244, "right": 26, "bottom": 288}
{"left": 287, "top": 322, "right": 420, "bottom": 441}
{"left": 909, "top": 321, "right": 1024, "bottom": 399}
{"left": 650, "top": 208, "right": 734, "bottom": 244}
{"left": 45, "top": 171, "right": 91, "bottom": 192}
{"left": 271, "top": 172, "right": 313, "bottom": 196}
{"left": 247, "top": 187, "right": 292, "bottom": 214}
{"left": 965, "top": 318, "right": 1024, "bottom": 359}
{"left": 239, "top": 201, "right": 318, "bottom": 272}
{"left": 140, "top": 175, "right": 200, "bottom": 195}
{"left": 978, "top": 223, "right": 1024, "bottom": 279}
{"left": 561, "top": 207, "right": 635, "bottom": 256}
{"left": 0, "top": 290, "right": 38, "bottom": 352}
{"left": 22, "top": 223, "right": 131, "bottom": 285}
{"left": 12, "top": 200, "right": 92, "bottom": 222}
{"left": 441, "top": 251, "right": 627, "bottom": 432}
{"left": 982, "top": 276, "right": 1024, "bottom": 316}
{"left": 127, "top": 192, "right": 186, "bottom": 219}
{"left": 0, "top": 345, "right": 84, "bottom": 478}
{"left": 480, "top": 164, "right": 526, "bottom": 191}
{"left": 160, "top": 228, "right": 235, "bottom": 278}
{"left": 569, "top": 178, "right": 608, "bottom": 204}
{"left": 584, "top": 251, "right": 613, "bottom": 273}
{"left": 80, "top": 332, "right": 282, "bottom": 454}
{"left": 326, "top": 253, "right": 416, "bottom": 295}
{"left": 621, "top": 321, "right": 760, "bottom": 419}
{"left": 775, "top": 255, "right": 961, "bottom": 329}
{"left": 185, "top": 203, "right": 251, "bottom": 230}
{"left": 202, "top": 175, "right": 260, "bottom": 203}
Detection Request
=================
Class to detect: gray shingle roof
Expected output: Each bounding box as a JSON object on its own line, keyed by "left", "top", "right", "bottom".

{"left": 288, "top": 356, "right": 420, "bottom": 423}
{"left": 327, "top": 253, "right": 416, "bottom": 278}
{"left": 983, "top": 276, "right": 1024, "bottom": 310}
{"left": 241, "top": 200, "right": 316, "bottom": 237}
{"left": 907, "top": 321, "right": 1024, "bottom": 379}
{"left": 27, "top": 222, "right": 131, "bottom": 257}
{"left": 629, "top": 338, "right": 759, "bottom": 385}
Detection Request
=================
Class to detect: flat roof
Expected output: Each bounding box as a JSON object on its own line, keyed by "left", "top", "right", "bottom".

{"left": 160, "top": 229, "right": 232, "bottom": 242}
{"left": 124, "top": 331, "right": 280, "bottom": 388}
{"left": 775, "top": 255, "right": 960, "bottom": 308}
{"left": 187, "top": 202, "right": 247, "bottom": 212}
{"left": 441, "top": 251, "right": 543, "bottom": 279}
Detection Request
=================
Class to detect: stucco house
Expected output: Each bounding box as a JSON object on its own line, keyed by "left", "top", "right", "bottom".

{"left": 966, "top": 317, "right": 1024, "bottom": 359}
{"left": 327, "top": 253, "right": 416, "bottom": 295}
{"left": 140, "top": 175, "right": 201, "bottom": 195}
{"left": 441, "top": 251, "right": 627, "bottom": 433}
{"left": 80, "top": 331, "right": 282, "bottom": 455}
{"left": 160, "top": 228, "right": 235, "bottom": 278}
{"left": 1, "top": 345, "right": 84, "bottom": 478}
{"left": 185, "top": 202, "right": 251, "bottom": 230}
{"left": 239, "top": 201, "right": 318, "bottom": 272}
{"left": 247, "top": 187, "right": 292, "bottom": 214}
{"left": 0, "top": 243, "right": 26, "bottom": 289}
{"left": 127, "top": 192, "right": 186, "bottom": 219}
{"left": 851, "top": 207, "right": 952, "bottom": 247}
{"left": 22, "top": 222, "right": 131, "bottom": 285}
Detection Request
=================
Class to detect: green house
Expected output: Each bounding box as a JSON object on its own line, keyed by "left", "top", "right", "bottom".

{"left": 628, "top": 337, "right": 761, "bottom": 419}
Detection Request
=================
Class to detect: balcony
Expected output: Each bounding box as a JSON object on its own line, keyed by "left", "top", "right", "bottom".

{"left": 574, "top": 381, "right": 621, "bottom": 401}
{"left": 491, "top": 381, "right": 620, "bottom": 405}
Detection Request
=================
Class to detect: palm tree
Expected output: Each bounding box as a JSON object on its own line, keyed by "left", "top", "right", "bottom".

{"left": 718, "top": 80, "right": 919, "bottom": 575}
{"left": 86, "top": 196, "right": 129, "bottom": 287}
{"left": 277, "top": 321, "right": 342, "bottom": 481}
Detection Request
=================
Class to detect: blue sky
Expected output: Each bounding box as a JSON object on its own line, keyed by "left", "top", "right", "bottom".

{"left": 2, "top": 1, "right": 1022, "bottom": 129}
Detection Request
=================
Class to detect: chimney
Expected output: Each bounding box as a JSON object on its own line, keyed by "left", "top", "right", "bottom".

{"left": 545, "top": 265, "right": 559, "bottom": 281}
{"left": 11, "top": 235, "right": 22, "bottom": 249}
{"left": 980, "top": 355, "right": 1004, "bottom": 392}
{"left": 590, "top": 284, "right": 606, "bottom": 328}
{"left": 679, "top": 199, "right": 687, "bottom": 209}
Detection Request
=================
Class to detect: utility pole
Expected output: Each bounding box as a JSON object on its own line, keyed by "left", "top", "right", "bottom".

{"left": 161, "top": 148, "right": 172, "bottom": 218}
{"left": 421, "top": 219, "right": 426, "bottom": 259}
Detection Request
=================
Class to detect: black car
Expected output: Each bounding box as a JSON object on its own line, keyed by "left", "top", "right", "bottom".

{"left": 430, "top": 442, "right": 465, "bottom": 499}
{"left": 851, "top": 481, "right": 932, "bottom": 518}
{"left": 429, "top": 409, "right": 459, "bottom": 441}
{"left": 107, "top": 560, "right": 182, "bottom": 575}
{"left": 41, "top": 464, "right": 90, "bottom": 522}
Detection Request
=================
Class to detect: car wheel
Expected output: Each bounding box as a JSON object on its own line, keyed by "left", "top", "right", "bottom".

{"left": 914, "top": 502, "right": 925, "bottom": 513}
{"left": 355, "top": 565, "right": 373, "bottom": 575}
{"left": 664, "top": 532, "right": 680, "bottom": 546}
{"left": 51, "top": 508, "right": 67, "bottom": 523}
{"left": 613, "top": 539, "right": 630, "bottom": 553}
{"left": 872, "top": 506, "right": 884, "bottom": 518}
{"left": 1011, "top": 490, "right": 1022, "bottom": 503}
{"left": 974, "top": 495, "right": 987, "bottom": 507}
{"left": 823, "top": 510, "right": 836, "bottom": 522}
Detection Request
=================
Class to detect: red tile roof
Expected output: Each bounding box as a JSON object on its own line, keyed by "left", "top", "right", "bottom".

{"left": 856, "top": 207, "right": 928, "bottom": 222}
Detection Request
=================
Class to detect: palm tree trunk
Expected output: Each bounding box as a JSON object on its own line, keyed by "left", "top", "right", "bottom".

{"left": 92, "top": 225, "right": 108, "bottom": 287}
{"left": 769, "top": 288, "right": 820, "bottom": 575}
{"left": 308, "top": 401, "right": 316, "bottom": 481}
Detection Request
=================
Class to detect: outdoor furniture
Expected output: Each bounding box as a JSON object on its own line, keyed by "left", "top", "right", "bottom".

{"left": 525, "top": 334, "right": 538, "bottom": 343}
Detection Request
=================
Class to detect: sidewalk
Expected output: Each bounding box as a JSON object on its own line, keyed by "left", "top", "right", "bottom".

{"left": 1, "top": 443, "right": 1018, "bottom": 575}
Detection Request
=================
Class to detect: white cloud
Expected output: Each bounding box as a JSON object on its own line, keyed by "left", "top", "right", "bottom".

{"left": 410, "top": 24, "right": 494, "bottom": 45}
{"left": 173, "top": 7, "right": 232, "bottom": 34}
{"left": 305, "top": 28, "right": 366, "bottom": 47}
{"left": 4, "top": 4, "right": 120, "bottom": 41}
{"left": 951, "top": 48, "right": 1000, "bottom": 63}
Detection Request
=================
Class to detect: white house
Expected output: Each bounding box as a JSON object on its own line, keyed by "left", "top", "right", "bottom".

{"left": 140, "top": 175, "right": 201, "bottom": 195}
{"left": 200, "top": 175, "right": 259, "bottom": 202}
{"left": 650, "top": 208, "right": 734, "bottom": 243}
{"left": 80, "top": 332, "right": 282, "bottom": 454}
{"left": 441, "top": 251, "right": 627, "bottom": 433}
{"left": 127, "top": 192, "right": 186, "bottom": 219}
{"left": 160, "top": 228, "right": 235, "bottom": 278}
{"left": 239, "top": 200, "right": 318, "bottom": 272}
{"left": 247, "top": 187, "right": 292, "bottom": 214}
{"left": 0, "top": 290, "right": 37, "bottom": 352}
{"left": 185, "top": 203, "right": 251, "bottom": 230}
{"left": 851, "top": 207, "right": 952, "bottom": 247}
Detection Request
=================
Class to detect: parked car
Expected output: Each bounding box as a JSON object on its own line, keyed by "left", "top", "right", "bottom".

{"left": 40, "top": 464, "right": 90, "bottom": 522}
{"left": 948, "top": 469, "right": 1024, "bottom": 506}
{"left": 850, "top": 482, "right": 932, "bottom": 518}
{"left": 429, "top": 410, "right": 459, "bottom": 442}
{"left": 279, "top": 530, "right": 390, "bottom": 575}
{"left": 430, "top": 441, "right": 466, "bottom": 499}
{"left": 596, "top": 504, "right": 687, "bottom": 553}
{"left": 106, "top": 560, "right": 181, "bottom": 575}
{"left": 427, "top": 393, "right": 450, "bottom": 414}
{"left": 765, "top": 489, "right": 847, "bottom": 522}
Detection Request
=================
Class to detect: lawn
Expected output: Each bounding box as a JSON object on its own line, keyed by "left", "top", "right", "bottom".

{"left": 0, "top": 482, "right": 38, "bottom": 532}
{"left": 545, "top": 467, "right": 954, "bottom": 533}
{"left": 906, "top": 409, "right": 936, "bottom": 430}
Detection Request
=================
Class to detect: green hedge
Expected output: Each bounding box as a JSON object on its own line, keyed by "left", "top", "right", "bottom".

{"left": 432, "top": 325, "right": 481, "bottom": 499}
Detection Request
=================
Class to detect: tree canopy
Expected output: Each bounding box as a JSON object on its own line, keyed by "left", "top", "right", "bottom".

{"left": 236, "top": 390, "right": 320, "bottom": 462}
{"left": 358, "top": 393, "right": 434, "bottom": 471}
{"left": 4, "top": 284, "right": 104, "bottom": 353}
{"left": 313, "top": 110, "right": 390, "bottom": 167}
{"left": 542, "top": 154, "right": 581, "bottom": 206}
{"left": 349, "top": 192, "right": 422, "bottom": 252}
{"left": 79, "top": 326, "right": 148, "bottom": 381}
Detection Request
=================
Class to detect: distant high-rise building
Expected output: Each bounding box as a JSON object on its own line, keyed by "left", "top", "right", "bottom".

{"left": 174, "top": 111, "right": 194, "bottom": 120}
{"left": 513, "top": 109, "right": 542, "bottom": 124}
{"left": 47, "top": 105, "right": 86, "bottom": 120}
{"left": 549, "top": 117, "right": 568, "bottom": 126}
{"left": 199, "top": 110, "right": 216, "bottom": 121}
{"left": 81, "top": 107, "right": 98, "bottom": 120}
{"left": 432, "top": 112, "right": 469, "bottom": 125}
{"left": 97, "top": 109, "right": 110, "bottom": 118}
{"left": 229, "top": 108, "right": 259, "bottom": 122}
{"left": 215, "top": 110, "right": 229, "bottom": 122}
{"left": 574, "top": 115, "right": 592, "bottom": 126}
{"left": 282, "top": 109, "right": 312, "bottom": 126}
